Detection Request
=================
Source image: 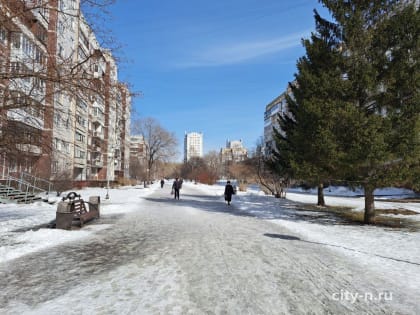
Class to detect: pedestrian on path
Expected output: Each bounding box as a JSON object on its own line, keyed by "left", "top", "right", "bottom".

{"left": 160, "top": 179, "right": 165, "bottom": 188}
{"left": 224, "top": 180, "right": 235, "bottom": 205}
{"left": 172, "top": 178, "right": 181, "bottom": 200}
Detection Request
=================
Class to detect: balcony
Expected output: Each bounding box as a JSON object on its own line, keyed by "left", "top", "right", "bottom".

{"left": 92, "top": 131, "right": 104, "bottom": 140}
{"left": 15, "top": 144, "right": 42, "bottom": 156}
{"left": 74, "top": 157, "right": 86, "bottom": 166}
{"left": 91, "top": 114, "right": 105, "bottom": 124}
{"left": 92, "top": 159, "right": 103, "bottom": 168}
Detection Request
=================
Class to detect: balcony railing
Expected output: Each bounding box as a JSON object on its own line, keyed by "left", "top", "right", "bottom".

{"left": 92, "top": 159, "right": 103, "bottom": 167}
{"left": 92, "top": 131, "right": 104, "bottom": 139}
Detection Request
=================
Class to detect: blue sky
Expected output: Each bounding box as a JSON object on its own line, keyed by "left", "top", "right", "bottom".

{"left": 108, "top": 0, "right": 329, "bottom": 160}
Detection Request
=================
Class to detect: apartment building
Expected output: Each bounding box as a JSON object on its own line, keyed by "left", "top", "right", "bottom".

{"left": 220, "top": 139, "right": 248, "bottom": 163}
{"left": 263, "top": 84, "right": 293, "bottom": 156}
{"left": 0, "top": 0, "right": 131, "bottom": 184}
{"left": 184, "top": 132, "right": 203, "bottom": 162}
{"left": 129, "top": 135, "right": 147, "bottom": 180}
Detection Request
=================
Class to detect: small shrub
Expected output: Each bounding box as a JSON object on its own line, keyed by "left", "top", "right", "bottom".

{"left": 238, "top": 183, "right": 247, "bottom": 192}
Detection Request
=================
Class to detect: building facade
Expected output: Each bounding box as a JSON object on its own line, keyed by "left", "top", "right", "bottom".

{"left": 184, "top": 132, "right": 203, "bottom": 162}
{"left": 0, "top": 0, "right": 131, "bottom": 184}
{"left": 220, "top": 139, "right": 248, "bottom": 163}
{"left": 129, "top": 135, "right": 147, "bottom": 180}
{"left": 263, "top": 84, "right": 293, "bottom": 156}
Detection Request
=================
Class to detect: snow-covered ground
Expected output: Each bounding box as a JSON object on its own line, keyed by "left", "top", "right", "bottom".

{"left": 0, "top": 185, "right": 157, "bottom": 263}
{"left": 193, "top": 181, "right": 420, "bottom": 295}
{"left": 0, "top": 181, "right": 419, "bottom": 313}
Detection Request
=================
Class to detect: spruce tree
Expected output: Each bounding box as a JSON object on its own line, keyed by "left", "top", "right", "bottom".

{"left": 272, "top": 10, "right": 346, "bottom": 206}
{"left": 320, "top": 0, "right": 419, "bottom": 223}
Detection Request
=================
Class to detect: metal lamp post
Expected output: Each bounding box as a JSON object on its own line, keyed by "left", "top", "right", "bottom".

{"left": 105, "top": 148, "right": 114, "bottom": 200}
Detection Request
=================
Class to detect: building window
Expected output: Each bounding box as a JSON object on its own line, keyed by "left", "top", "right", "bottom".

{"left": 35, "top": 47, "right": 42, "bottom": 64}
{"left": 37, "top": 0, "right": 49, "bottom": 20}
{"left": 59, "top": 0, "right": 65, "bottom": 10}
{"left": 10, "top": 62, "right": 20, "bottom": 74}
{"left": 58, "top": 21, "right": 65, "bottom": 34}
{"left": 0, "top": 27, "right": 7, "bottom": 44}
{"left": 80, "top": 32, "right": 89, "bottom": 49}
{"left": 34, "top": 77, "right": 45, "bottom": 92}
{"left": 53, "top": 138, "right": 63, "bottom": 151}
{"left": 75, "top": 147, "right": 85, "bottom": 159}
{"left": 52, "top": 161, "right": 58, "bottom": 173}
{"left": 78, "top": 45, "right": 87, "bottom": 61}
{"left": 54, "top": 112, "right": 61, "bottom": 126}
{"left": 12, "top": 33, "right": 21, "bottom": 48}
{"left": 77, "top": 98, "right": 87, "bottom": 111}
{"left": 58, "top": 44, "right": 63, "bottom": 58}
{"left": 76, "top": 115, "right": 86, "bottom": 127}
{"left": 63, "top": 141, "right": 70, "bottom": 153}
{"left": 75, "top": 131, "right": 85, "bottom": 143}
{"left": 22, "top": 35, "right": 34, "bottom": 57}
{"left": 64, "top": 117, "right": 70, "bottom": 129}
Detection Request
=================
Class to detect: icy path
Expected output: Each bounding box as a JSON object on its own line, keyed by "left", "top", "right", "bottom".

{"left": 0, "top": 184, "right": 418, "bottom": 314}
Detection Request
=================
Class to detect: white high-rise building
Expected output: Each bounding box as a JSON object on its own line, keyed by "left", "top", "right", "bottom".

{"left": 184, "top": 132, "right": 203, "bottom": 162}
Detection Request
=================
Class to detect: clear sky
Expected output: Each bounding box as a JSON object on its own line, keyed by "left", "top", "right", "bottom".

{"left": 107, "top": 0, "right": 329, "bottom": 160}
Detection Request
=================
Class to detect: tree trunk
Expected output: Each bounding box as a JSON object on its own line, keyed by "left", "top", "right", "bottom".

{"left": 364, "top": 184, "right": 375, "bottom": 224}
{"left": 317, "top": 183, "right": 325, "bottom": 206}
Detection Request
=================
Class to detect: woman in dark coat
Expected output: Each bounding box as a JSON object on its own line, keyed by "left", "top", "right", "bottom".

{"left": 224, "top": 180, "right": 235, "bottom": 205}
{"left": 172, "top": 178, "right": 181, "bottom": 200}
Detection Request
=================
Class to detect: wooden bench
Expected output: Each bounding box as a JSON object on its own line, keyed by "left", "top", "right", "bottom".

{"left": 56, "top": 192, "right": 100, "bottom": 229}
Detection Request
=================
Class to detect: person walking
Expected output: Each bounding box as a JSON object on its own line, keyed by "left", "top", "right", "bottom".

{"left": 160, "top": 179, "right": 165, "bottom": 188}
{"left": 224, "top": 180, "right": 235, "bottom": 205}
{"left": 172, "top": 178, "right": 181, "bottom": 200}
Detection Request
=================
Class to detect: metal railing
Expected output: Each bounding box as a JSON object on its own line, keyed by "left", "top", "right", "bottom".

{"left": 0, "top": 168, "right": 53, "bottom": 202}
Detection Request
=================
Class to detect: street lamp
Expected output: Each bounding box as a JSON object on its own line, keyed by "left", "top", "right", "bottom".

{"left": 105, "top": 147, "right": 115, "bottom": 200}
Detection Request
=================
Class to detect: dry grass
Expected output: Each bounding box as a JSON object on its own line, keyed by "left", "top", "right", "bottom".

{"left": 295, "top": 204, "right": 419, "bottom": 230}
{"left": 238, "top": 183, "right": 248, "bottom": 192}
{"left": 375, "top": 208, "right": 418, "bottom": 215}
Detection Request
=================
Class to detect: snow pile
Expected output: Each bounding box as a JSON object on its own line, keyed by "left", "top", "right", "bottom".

{"left": 0, "top": 184, "right": 158, "bottom": 264}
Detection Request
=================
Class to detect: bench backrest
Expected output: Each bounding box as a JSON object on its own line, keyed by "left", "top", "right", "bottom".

{"left": 71, "top": 199, "right": 87, "bottom": 215}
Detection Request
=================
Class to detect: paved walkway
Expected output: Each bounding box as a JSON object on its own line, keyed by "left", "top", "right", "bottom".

{"left": 0, "top": 184, "right": 417, "bottom": 314}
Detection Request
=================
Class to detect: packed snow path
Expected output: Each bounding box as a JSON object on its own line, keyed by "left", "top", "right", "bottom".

{"left": 0, "top": 184, "right": 418, "bottom": 314}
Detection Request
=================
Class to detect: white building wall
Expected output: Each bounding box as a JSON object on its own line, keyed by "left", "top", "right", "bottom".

{"left": 52, "top": 0, "right": 80, "bottom": 178}
{"left": 184, "top": 132, "right": 203, "bottom": 162}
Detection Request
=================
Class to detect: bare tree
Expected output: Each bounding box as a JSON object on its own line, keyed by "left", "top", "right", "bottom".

{"left": 228, "top": 161, "right": 254, "bottom": 191}
{"left": 131, "top": 117, "right": 178, "bottom": 183}
{"left": 203, "top": 150, "right": 223, "bottom": 179}
{"left": 128, "top": 156, "right": 146, "bottom": 183}
{"left": 51, "top": 169, "right": 73, "bottom": 196}
{"left": 0, "top": 0, "right": 129, "bottom": 182}
{"left": 250, "top": 138, "right": 290, "bottom": 198}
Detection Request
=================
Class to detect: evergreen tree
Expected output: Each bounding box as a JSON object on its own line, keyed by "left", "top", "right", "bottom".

{"left": 321, "top": 0, "right": 419, "bottom": 223}
{"left": 272, "top": 10, "right": 346, "bottom": 206}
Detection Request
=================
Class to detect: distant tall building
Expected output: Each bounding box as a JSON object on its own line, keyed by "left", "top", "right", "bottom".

{"left": 129, "top": 135, "right": 147, "bottom": 180}
{"left": 220, "top": 140, "right": 248, "bottom": 163}
{"left": 184, "top": 132, "right": 203, "bottom": 162}
{"left": 130, "top": 136, "right": 147, "bottom": 163}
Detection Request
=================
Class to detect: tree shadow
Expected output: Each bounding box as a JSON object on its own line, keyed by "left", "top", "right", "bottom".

{"left": 263, "top": 233, "right": 301, "bottom": 241}
{"left": 144, "top": 192, "right": 354, "bottom": 226}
